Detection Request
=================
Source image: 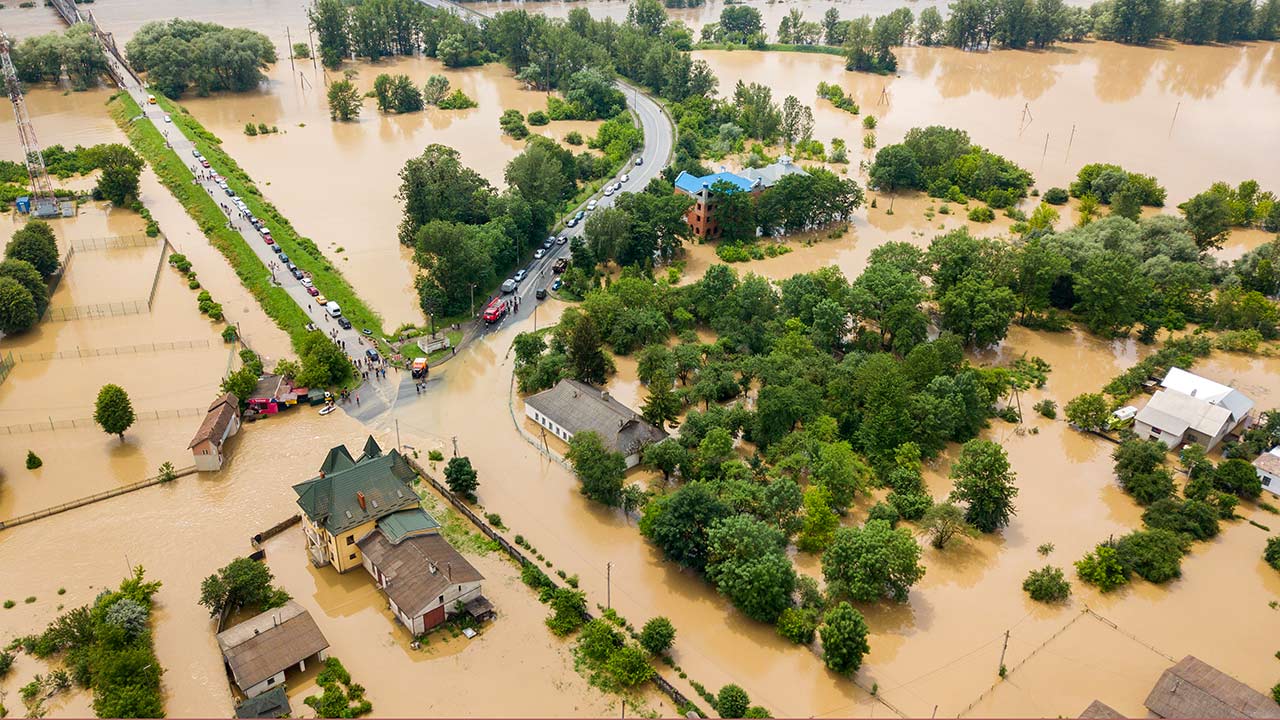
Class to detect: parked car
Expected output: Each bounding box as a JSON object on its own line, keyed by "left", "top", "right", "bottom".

{"left": 534, "top": 248, "right": 546, "bottom": 259}
{"left": 543, "top": 236, "right": 555, "bottom": 249}
{"left": 603, "top": 187, "right": 614, "bottom": 197}
{"left": 501, "top": 278, "right": 517, "bottom": 294}
{"left": 366, "top": 349, "right": 381, "bottom": 362}
{"left": 574, "top": 210, "right": 585, "bottom": 221}
{"left": 279, "top": 254, "right": 289, "bottom": 263}
{"left": 338, "top": 317, "right": 352, "bottom": 329}
{"left": 262, "top": 233, "right": 273, "bottom": 244}
{"left": 566, "top": 217, "right": 578, "bottom": 228}
{"left": 327, "top": 302, "right": 342, "bottom": 318}
{"left": 163, "top": 114, "right": 172, "bottom": 123}
{"left": 307, "top": 286, "right": 319, "bottom": 296}
{"left": 536, "top": 288, "right": 547, "bottom": 300}
{"left": 552, "top": 258, "right": 568, "bottom": 273}
{"left": 634, "top": 157, "right": 643, "bottom": 166}
{"left": 264, "top": 237, "right": 275, "bottom": 246}
{"left": 556, "top": 235, "right": 567, "bottom": 245}
{"left": 316, "top": 296, "right": 329, "bottom": 306}
{"left": 620, "top": 173, "right": 630, "bottom": 183}
{"left": 301, "top": 277, "right": 313, "bottom": 288}
{"left": 613, "top": 182, "right": 623, "bottom": 193}
{"left": 272, "top": 244, "right": 283, "bottom": 254}
{"left": 513, "top": 269, "right": 528, "bottom": 283}
{"left": 589, "top": 197, "right": 600, "bottom": 208}
{"left": 291, "top": 268, "right": 304, "bottom": 280}
{"left": 225, "top": 187, "right": 236, "bottom": 197}
{"left": 551, "top": 278, "right": 563, "bottom": 291}
{"left": 191, "top": 149, "right": 201, "bottom": 159}
{"left": 200, "top": 159, "right": 211, "bottom": 168}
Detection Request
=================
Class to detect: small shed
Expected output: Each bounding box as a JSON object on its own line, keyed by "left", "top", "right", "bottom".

{"left": 217, "top": 601, "right": 329, "bottom": 698}
{"left": 1144, "top": 655, "right": 1280, "bottom": 719}
{"left": 234, "top": 686, "right": 290, "bottom": 718}
{"left": 189, "top": 392, "right": 241, "bottom": 471}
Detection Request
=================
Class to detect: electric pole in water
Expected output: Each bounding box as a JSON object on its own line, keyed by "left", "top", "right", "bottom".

{"left": 452, "top": 435, "right": 459, "bottom": 458}
{"left": 998, "top": 629, "right": 1010, "bottom": 676}
{"left": 606, "top": 562, "right": 612, "bottom": 609}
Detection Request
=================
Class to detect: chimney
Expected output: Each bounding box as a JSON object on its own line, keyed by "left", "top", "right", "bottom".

{"left": 319, "top": 470, "right": 325, "bottom": 479}
{"left": 600, "top": 390, "right": 610, "bottom": 402}
{"left": 273, "top": 613, "right": 280, "bottom": 627}
{"left": 428, "top": 561, "right": 438, "bottom": 575}
{"left": 446, "top": 562, "right": 452, "bottom": 581}
{"left": 356, "top": 491, "right": 367, "bottom": 511}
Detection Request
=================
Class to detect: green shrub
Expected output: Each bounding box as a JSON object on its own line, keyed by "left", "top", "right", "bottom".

{"left": 1264, "top": 536, "right": 1280, "bottom": 571}
{"left": 639, "top": 616, "right": 676, "bottom": 654}
{"left": 243, "top": 123, "right": 258, "bottom": 136}
{"left": 967, "top": 206, "right": 995, "bottom": 223}
{"left": 2, "top": 600, "right": 13, "bottom": 609}
{"left": 545, "top": 588, "right": 587, "bottom": 636}
{"left": 867, "top": 501, "right": 900, "bottom": 526}
{"left": 427, "top": 449, "right": 444, "bottom": 462}
{"left": 527, "top": 110, "right": 549, "bottom": 126}
{"left": 25, "top": 450, "right": 42, "bottom": 469}
{"left": 717, "top": 684, "right": 750, "bottom": 719}
{"left": 1022, "top": 565, "right": 1070, "bottom": 603}
{"left": 887, "top": 490, "right": 932, "bottom": 521}
{"left": 1043, "top": 187, "right": 1069, "bottom": 205}
{"left": 1115, "top": 529, "right": 1189, "bottom": 584}
{"left": 1033, "top": 399, "right": 1057, "bottom": 419}
{"left": 1075, "top": 544, "right": 1128, "bottom": 591}
{"left": 565, "top": 131, "right": 584, "bottom": 146}
{"left": 775, "top": 606, "right": 818, "bottom": 644}
{"left": 484, "top": 512, "right": 505, "bottom": 529}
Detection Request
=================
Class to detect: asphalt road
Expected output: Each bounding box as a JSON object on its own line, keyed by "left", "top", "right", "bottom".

{"left": 414, "top": 0, "right": 678, "bottom": 336}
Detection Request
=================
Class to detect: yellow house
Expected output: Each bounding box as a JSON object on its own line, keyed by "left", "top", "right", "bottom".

{"left": 292, "top": 437, "right": 421, "bottom": 573}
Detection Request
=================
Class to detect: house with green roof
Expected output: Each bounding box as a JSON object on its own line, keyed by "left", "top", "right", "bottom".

{"left": 293, "top": 436, "right": 489, "bottom": 635}
{"left": 293, "top": 436, "right": 423, "bottom": 573}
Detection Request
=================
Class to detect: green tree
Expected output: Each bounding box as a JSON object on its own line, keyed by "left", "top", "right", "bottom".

{"left": 1141, "top": 498, "right": 1220, "bottom": 540}
{"left": 819, "top": 602, "right": 870, "bottom": 675}
{"left": 822, "top": 519, "right": 925, "bottom": 602}
{"left": 1115, "top": 528, "right": 1188, "bottom": 583}
{"left": 0, "top": 259, "right": 49, "bottom": 317}
{"left": 638, "top": 616, "right": 675, "bottom": 654}
{"left": 642, "top": 439, "right": 688, "bottom": 484}
{"left": 1179, "top": 188, "right": 1231, "bottom": 249}
{"left": 1264, "top": 536, "right": 1280, "bottom": 571}
{"left": 327, "top": 73, "right": 362, "bottom": 121}
{"left": 937, "top": 276, "right": 1017, "bottom": 347}
{"left": 797, "top": 485, "right": 839, "bottom": 552}
{"left": 868, "top": 144, "right": 923, "bottom": 192}
{"left": 949, "top": 439, "right": 1018, "bottom": 532}
{"left": 568, "top": 314, "right": 609, "bottom": 384}
{"left": 94, "top": 384, "right": 135, "bottom": 442}
{"left": 717, "top": 684, "right": 750, "bottom": 719}
{"left": 1064, "top": 392, "right": 1110, "bottom": 431}
{"left": 220, "top": 367, "right": 258, "bottom": 407}
{"left": 639, "top": 481, "right": 732, "bottom": 571}
{"left": 584, "top": 207, "right": 631, "bottom": 265}
{"left": 444, "top": 456, "right": 479, "bottom": 501}
{"left": 1112, "top": 438, "right": 1175, "bottom": 505}
{"left": 6, "top": 221, "right": 60, "bottom": 278}
{"left": 921, "top": 500, "right": 975, "bottom": 549}
{"left": 705, "top": 514, "right": 795, "bottom": 622}
{"left": 566, "top": 431, "right": 627, "bottom": 506}
{"left": 0, "top": 276, "right": 38, "bottom": 334}
{"left": 1022, "top": 565, "right": 1071, "bottom": 602}
{"left": 198, "top": 557, "right": 290, "bottom": 617}
{"left": 1075, "top": 544, "right": 1129, "bottom": 591}
{"left": 641, "top": 372, "right": 681, "bottom": 429}
{"left": 1214, "top": 457, "right": 1262, "bottom": 499}
{"left": 1074, "top": 250, "right": 1149, "bottom": 335}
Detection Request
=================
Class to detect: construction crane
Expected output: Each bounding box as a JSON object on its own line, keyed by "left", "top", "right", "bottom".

{"left": 1, "top": 34, "right": 60, "bottom": 218}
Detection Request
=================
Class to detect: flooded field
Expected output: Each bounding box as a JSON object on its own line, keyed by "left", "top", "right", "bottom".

{"left": 0, "top": 411, "right": 631, "bottom": 718}
{"left": 177, "top": 56, "right": 601, "bottom": 328}
{"left": 696, "top": 42, "right": 1280, "bottom": 204}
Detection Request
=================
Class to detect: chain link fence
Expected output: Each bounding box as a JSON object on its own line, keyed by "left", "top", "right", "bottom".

{"left": 69, "top": 234, "right": 159, "bottom": 251}
{"left": 43, "top": 299, "right": 150, "bottom": 322}
{"left": 0, "top": 352, "right": 14, "bottom": 387}
{"left": 15, "top": 339, "right": 212, "bottom": 362}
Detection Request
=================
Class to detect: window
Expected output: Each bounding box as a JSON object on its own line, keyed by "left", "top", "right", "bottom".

{"left": 1264, "top": 476, "right": 1272, "bottom": 487}
{"left": 267, "top": 677, "right": 275, "bottom": 686}
{"left": 438, "top": 595, "right": 444, "bottom": 604}
{"left": 346, "top": 535, "right": 355, "bottom": 545}
{"left": 348, "top": 553, "right": 357, "bottom": 560}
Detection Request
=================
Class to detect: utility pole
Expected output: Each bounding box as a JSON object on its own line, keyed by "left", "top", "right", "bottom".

{"left": 451, "top": 435, "right": 459, "bottom": 458}
{"left": 469, "top": 283, "right": 476, "bottom": 319}
{"left": 606, "top": 561, "right": 612, "bottom": 609}
{"left": 998, "top": 629, "right": 1010, "bottom": 675}
{"left": 621, "top": 699, "right": 626, "bottom": 719}
{"left": 1168, "top": 101, "right": 1181, "bottom": 136}
{"left": 1040, "top": 131, "right": 1049, "bottom": 167}
{"left": 287, "top": 26, "right": 295, "bottom": 71}
{"left": 1065, "top": 124, "right": 1076, "bottom": 163}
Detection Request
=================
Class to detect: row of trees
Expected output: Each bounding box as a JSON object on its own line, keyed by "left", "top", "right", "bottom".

{"left": 705, "top": 168, "right": 865, "bottom": 245}
{"left": 125, "top": 19, "right": 277, "bottom": 98}
{"left": 1, "top": 222, "right": 59, "bottom": 336}
{"left": 10, "top": 25, "right": 107, "bottom": 91}
{"left": 309, "top": 0, "right": 488, "bottom": 67}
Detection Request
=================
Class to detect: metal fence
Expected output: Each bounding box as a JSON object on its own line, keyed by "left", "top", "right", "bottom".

{"left": 15, "top": 339, "right": 211, "bottom": 362}
{"left": 0, "top": 352, "right": 13, "bottom": 387}
{"left": 69, "top": 234, "right": 159, "bottom": 251}
{"left": 43, "top": 299, "right": 150, "bottom": 322}
{"left": 0, "top": 407, "right": 204, "bottom": 435}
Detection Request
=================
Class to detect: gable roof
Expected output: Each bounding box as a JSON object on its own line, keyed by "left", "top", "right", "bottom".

{"left": 1161, "top": 367, "right": 1254, "bottom": 421}
{"left": 357, "top": 529, "right": 483, "bottom": 617}
{"left": 294, "top": 440, "right": 420, "bottom": 534}
{"left": 673, "top": 170, "right": 756, "bottom": 196}
{"left": 360, "top": 436, "right": 382, "bottom": 460}
{"left": 1137, "top": 389, "right": 1232, "bottom": 438}
{"left": 1144, "top": 655, "right": 1280, "bottom": 719}
{"left": 189, "top": 393, "right": 239, "bottom": 449}
{"left": 1079, "top": 700, "right": 1125, "bottom": 718}
{"left": 525, "top": 379, "right": 667, "bottom": 457}
{"left": 376, "top": 508, "right": 441, "bottom": 544}
{"left": 1253, "top": 447, "right": 1280, "bottom": 477}
{"left": 217, "top": 601, "right": 329, "bottom": 691}
{"left": 319, "top": 445, "right": 356, "bottom": 475}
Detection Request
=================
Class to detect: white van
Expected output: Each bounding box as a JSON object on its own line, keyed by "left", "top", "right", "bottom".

{"left": 327, "top": 302, "right": 342, "bottom": 318}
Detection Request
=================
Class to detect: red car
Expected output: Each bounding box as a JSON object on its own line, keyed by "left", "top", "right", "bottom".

{"left": 264, "top": 237, "right": 275, "bottom": 245}
{"left": 262, "top": 233, "right": 273, "bottom": 243}
{"left": 307, "top": 286, "right": 319, "bottom": 296}
{"left": 200, "top": 159, "right": 210, "bottom": 168}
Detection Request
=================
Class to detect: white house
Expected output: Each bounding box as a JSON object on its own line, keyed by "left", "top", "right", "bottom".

{"left": 1254, "top": 448, "right": 1280, "bottom": 499}
{"left": 524, "top": 379, "right": 668, "bottom": 468}
{"left": 216, "top": 601, "right": 329, "bottom": 698}
{"left": 1133, "top": 368, "right": 1254, "bottom": 451}
{"left": 356, "top": 509, "right": 485, "bottom": 635}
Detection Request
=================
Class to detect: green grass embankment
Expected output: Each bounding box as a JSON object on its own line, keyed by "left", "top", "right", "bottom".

{"left": 108, "top": 91, "right": 312, "bottom": 348}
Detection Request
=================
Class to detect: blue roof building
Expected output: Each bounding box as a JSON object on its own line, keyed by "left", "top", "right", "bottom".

{"left": 673, "top": 170, "right": 757, "bottom": 196}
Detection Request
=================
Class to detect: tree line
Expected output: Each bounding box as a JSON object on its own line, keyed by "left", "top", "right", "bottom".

{"left": 125, "top": 19, "right": 277, "bottom": 98}
{"left": 10, "top": 24, "right": 107, "bottom": 91}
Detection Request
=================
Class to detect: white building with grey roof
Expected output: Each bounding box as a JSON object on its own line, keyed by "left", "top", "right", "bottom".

{"left": 524, "top": 379, "right": 668, "bottom": 468}
{"left": 1133, "top": 367, "right": 1254, "bottom": 451}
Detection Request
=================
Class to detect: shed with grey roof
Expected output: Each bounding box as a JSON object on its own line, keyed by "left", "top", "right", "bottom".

{"left": 217, "top": 601, "right": 329, "bottom": 698}
{"left": 524, "top": 379, "right": 668, "bottom": 468}
{"left": 1134, "top": 368, "right": 1253, "bottom": 451}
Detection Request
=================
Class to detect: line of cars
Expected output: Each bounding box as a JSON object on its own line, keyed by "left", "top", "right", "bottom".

{"left": 193, "top": 148, "right": 353, "bottom": 331}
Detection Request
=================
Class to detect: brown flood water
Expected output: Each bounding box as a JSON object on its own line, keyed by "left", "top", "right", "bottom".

{"left": 696, "top": 42, "right": 1280, "bottom": 203}
{"left": 0, "top": 411, "right": 640, "bottom": 718}
{"left": 178, "top": 57, "right": 602, "bottom": 328}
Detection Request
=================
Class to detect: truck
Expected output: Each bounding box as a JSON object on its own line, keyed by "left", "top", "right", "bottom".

{"left": 411, "top": 357, "right": 429, "bottom": 378}
{"left": 482, "top": 297, "right": 508, "bottom": 324}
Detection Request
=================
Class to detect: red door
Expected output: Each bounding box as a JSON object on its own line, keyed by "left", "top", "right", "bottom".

{"left": 420, "top": 604, "right": 446, "bottom": 631}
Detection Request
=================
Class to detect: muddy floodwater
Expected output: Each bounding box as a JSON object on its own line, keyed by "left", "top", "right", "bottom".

{"left": 696, "top": 42, "right": 1280, "bottom": 203}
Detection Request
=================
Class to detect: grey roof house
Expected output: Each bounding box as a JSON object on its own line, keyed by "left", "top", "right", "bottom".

{"left": 1144, "top": 655, "right": 1280, "bottom": 719}
{"left": 524, "top": 379, "right": 668, "bottom": 468}
{"left": 217, "top": 601, "right": 329, "bottom": 699}
{"left": 1134, "top": 368, "right": 1254, "bottom": 451}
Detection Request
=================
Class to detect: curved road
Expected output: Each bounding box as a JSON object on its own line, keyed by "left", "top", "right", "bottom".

{"left": 415, "top": 0, "right": 677, "bottom": 335}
